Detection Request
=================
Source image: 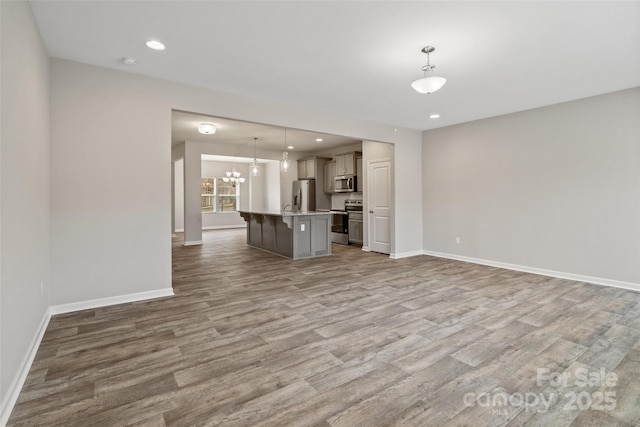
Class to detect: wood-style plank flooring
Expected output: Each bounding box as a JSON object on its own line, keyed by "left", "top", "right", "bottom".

{"left": 8, "top": 229, "right": 640, "bottom": 426}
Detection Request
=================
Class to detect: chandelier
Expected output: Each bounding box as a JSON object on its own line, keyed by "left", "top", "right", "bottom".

{"left": 223, "top": 167, "right": 245, "bottom": 185}
{"left": 411, "top": 46, "right": 447, "bottom": 94}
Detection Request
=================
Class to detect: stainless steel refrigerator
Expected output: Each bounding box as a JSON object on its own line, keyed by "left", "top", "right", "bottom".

{"left": 292, "top": 180, "right": 316, "bottom": 212}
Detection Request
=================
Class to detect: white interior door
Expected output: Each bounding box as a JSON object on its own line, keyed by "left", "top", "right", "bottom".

{"left": 368, "top": 160, "right": 391, "bottom": 254}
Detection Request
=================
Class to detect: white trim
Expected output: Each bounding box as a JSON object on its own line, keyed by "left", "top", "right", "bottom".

{"left": 48, "top": 288, "right": 175, "bottom": 315}
{"left": 174, "top": 229, "right": 184, "bottom": 232}
{"left": 183, "top": 240, "right": 203, "bottom": 246}
{"left": 361, "top": 246, "right": 370, "bottom": 252}
{"left": 0, "top": 311, "right": 51, "bottom": 426}
{"left": 390, "top": 250, "right": 423, "bottom": 259}
{"left": 0, "top": 288, "right": 175, "bottom": 425}
{"left": 202, "top": 225, "right": 246, "bottom": 230}
{"left": 422, "top": 250, "right": 640, "bottom": 292}
{"left": 366, "top": 157, "right": 393, "bottom": 257}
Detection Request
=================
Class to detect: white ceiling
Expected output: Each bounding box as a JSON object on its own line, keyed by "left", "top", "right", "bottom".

{"left": 31, "top": 1, "right": 640, "bottom": 131}
{"left": 201, "top": 154, "right": 271, "bottom": 164}
{"left": 172, "top": 110, "right": 361, "bottom": 152}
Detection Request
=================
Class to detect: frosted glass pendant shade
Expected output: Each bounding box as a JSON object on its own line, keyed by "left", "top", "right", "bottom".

{"left": 251, "top": 162, "right": 259, "bottom": 176}
{"left": 411, "top": 76, "right": 447, "bottom": 94}
{"left": 280, "top": 151, "right": 289, "bottom": 172}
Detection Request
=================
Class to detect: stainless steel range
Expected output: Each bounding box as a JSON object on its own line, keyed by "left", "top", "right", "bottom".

{"left": 329, "top": 209, "right": 348, "bottom": 245}
{"left": 345, "top": 200, "right": 363, "bottom": 245}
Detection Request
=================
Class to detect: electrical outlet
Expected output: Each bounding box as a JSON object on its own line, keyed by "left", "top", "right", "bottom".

{"left": 455, "top": 237, "right": 461, "bottom": 244}
{"left": 301, "top": 224, "right": 305, "bottom": 231}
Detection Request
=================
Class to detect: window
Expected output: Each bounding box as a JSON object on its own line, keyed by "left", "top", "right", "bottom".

{"left": 201, "top": 177, "right": 240, "bottom": 213}
{"left": 216, "top": 178, "right": 239, "bottom": 212}
{"left": 201, "top": 178, "right": 215, "bottom": 213}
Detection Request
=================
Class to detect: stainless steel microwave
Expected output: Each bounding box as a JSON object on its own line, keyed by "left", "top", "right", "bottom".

{"left": 335, "top": 175, "right": 356, "bottom": 192}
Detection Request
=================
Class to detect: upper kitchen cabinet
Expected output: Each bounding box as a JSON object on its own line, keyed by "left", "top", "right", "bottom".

{"left": 297, "top": 157, "right": 330, "bottom": 180}
{"left": 297, "top": 158, "right": 315, "bottom": 179}
{"left": 335, "top": 152, "right": 361, "bottom": 176}
{"left": 324, "top": 161, "right": 336, "bottom": 193}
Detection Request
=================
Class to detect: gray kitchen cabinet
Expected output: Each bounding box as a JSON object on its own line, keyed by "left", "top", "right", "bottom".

{"left": 335, "top": 153, "right": 355, "bottom": 176}
{"left": 239, "top": 211, "right": 331, "bottom": 259}
{"left": 297, "top": 158, "right": 319, "bottom": 179}
{"left": 324, "top": 161, "right": 336, "bottom": 193}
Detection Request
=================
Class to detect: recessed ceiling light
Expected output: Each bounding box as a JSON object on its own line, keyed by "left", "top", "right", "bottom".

{"left": 197, "top": 123, "right": 216, "bottom": 134}
{"left": 287, "top": 145, "right": 294, "bottom": 150}
{"left": 122, "top": 57, "right": 137, "bottom": 66}
{"left": 315, "top": 138, "right": 323, "bottom": 142}
{"left": 145, "top": 40, "right": 165, "bottom": 51}
{"left": 430, "top": 114, "right": 441, "bottom": 119}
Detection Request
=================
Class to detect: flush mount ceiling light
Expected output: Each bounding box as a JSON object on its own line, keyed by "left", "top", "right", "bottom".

{"left": 197, "top": 123, "right": 216, "bottom": 135}
{"left": 430, "top": 113, "right": 441, "bottom": 119}
{"left": 145, "top": 40, "right": 165, "bottom": 51}
{"left": 122, "top": 57, "right": 137, "bottom": 66}
{"left": 411, "top": 46, "right": 447, "bottom": 94}
{"left": 315, "top": 138, "right": 323, "bottom": 142}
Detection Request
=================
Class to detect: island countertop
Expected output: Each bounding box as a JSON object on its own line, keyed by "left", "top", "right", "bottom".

{"left": 238, "top": 210, "right": 331, "bottom": 217}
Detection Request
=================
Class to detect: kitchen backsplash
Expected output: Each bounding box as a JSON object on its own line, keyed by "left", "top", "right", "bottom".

{"left": 331, "top": 193, "right": 362, "bottom": 210}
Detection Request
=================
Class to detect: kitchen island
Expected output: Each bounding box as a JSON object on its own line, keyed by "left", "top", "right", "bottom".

{"left": 238, "top": 210, "right": 331, "bottom": 259}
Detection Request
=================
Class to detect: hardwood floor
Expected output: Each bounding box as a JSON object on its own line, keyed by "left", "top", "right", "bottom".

{"left": 8, "top": 229, "right": 640, "bottom": 426}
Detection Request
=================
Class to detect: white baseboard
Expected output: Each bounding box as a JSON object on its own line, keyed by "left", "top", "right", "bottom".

{"left": 0, "top": 287, "right": 175, "bottom": 425}
{"left": 390, "top": 250, "right": 423, "bottom": 259}
{"left": 48, "top": 288, "right": 175, "bottom": 315}
{"left": 0, "top": 311, "right": 50, "bottom": 426}
{"left": 361, "top": 246, "right": 370, "bottom": 252}
{"left": 422, "top": 250, "right": 640, "bottom": 292}
{"left": 183, "top": 240, "right": 203, "bottom": 246}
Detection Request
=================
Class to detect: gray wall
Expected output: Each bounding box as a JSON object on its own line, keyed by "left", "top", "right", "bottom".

{"left": 50, "top": 63, "right": 174, "bottom": 304}
{"left": 49, "top": 57, "right": 421, "bottom": 307}
{"left": 0, "top": 0, "right": 51, "bottom": 413}
{"left": 422, "top": 87, "right": 640, "bottom": 286}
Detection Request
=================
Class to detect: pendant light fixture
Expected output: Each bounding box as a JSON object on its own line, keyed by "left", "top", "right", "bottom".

{"left": 280, "top": 128, "right": 290, "bottom": 173}
{"left": 222, "top": 159, "right": 245, "bottom": 185}
{"left": 411, "top": 46, "right": 447, "bottom": 94}
{"left": 222, "top": 167, "right": 245, "bottom": 185}
{"left": 251, "top": 137, "right": 259, "bottom": 176}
